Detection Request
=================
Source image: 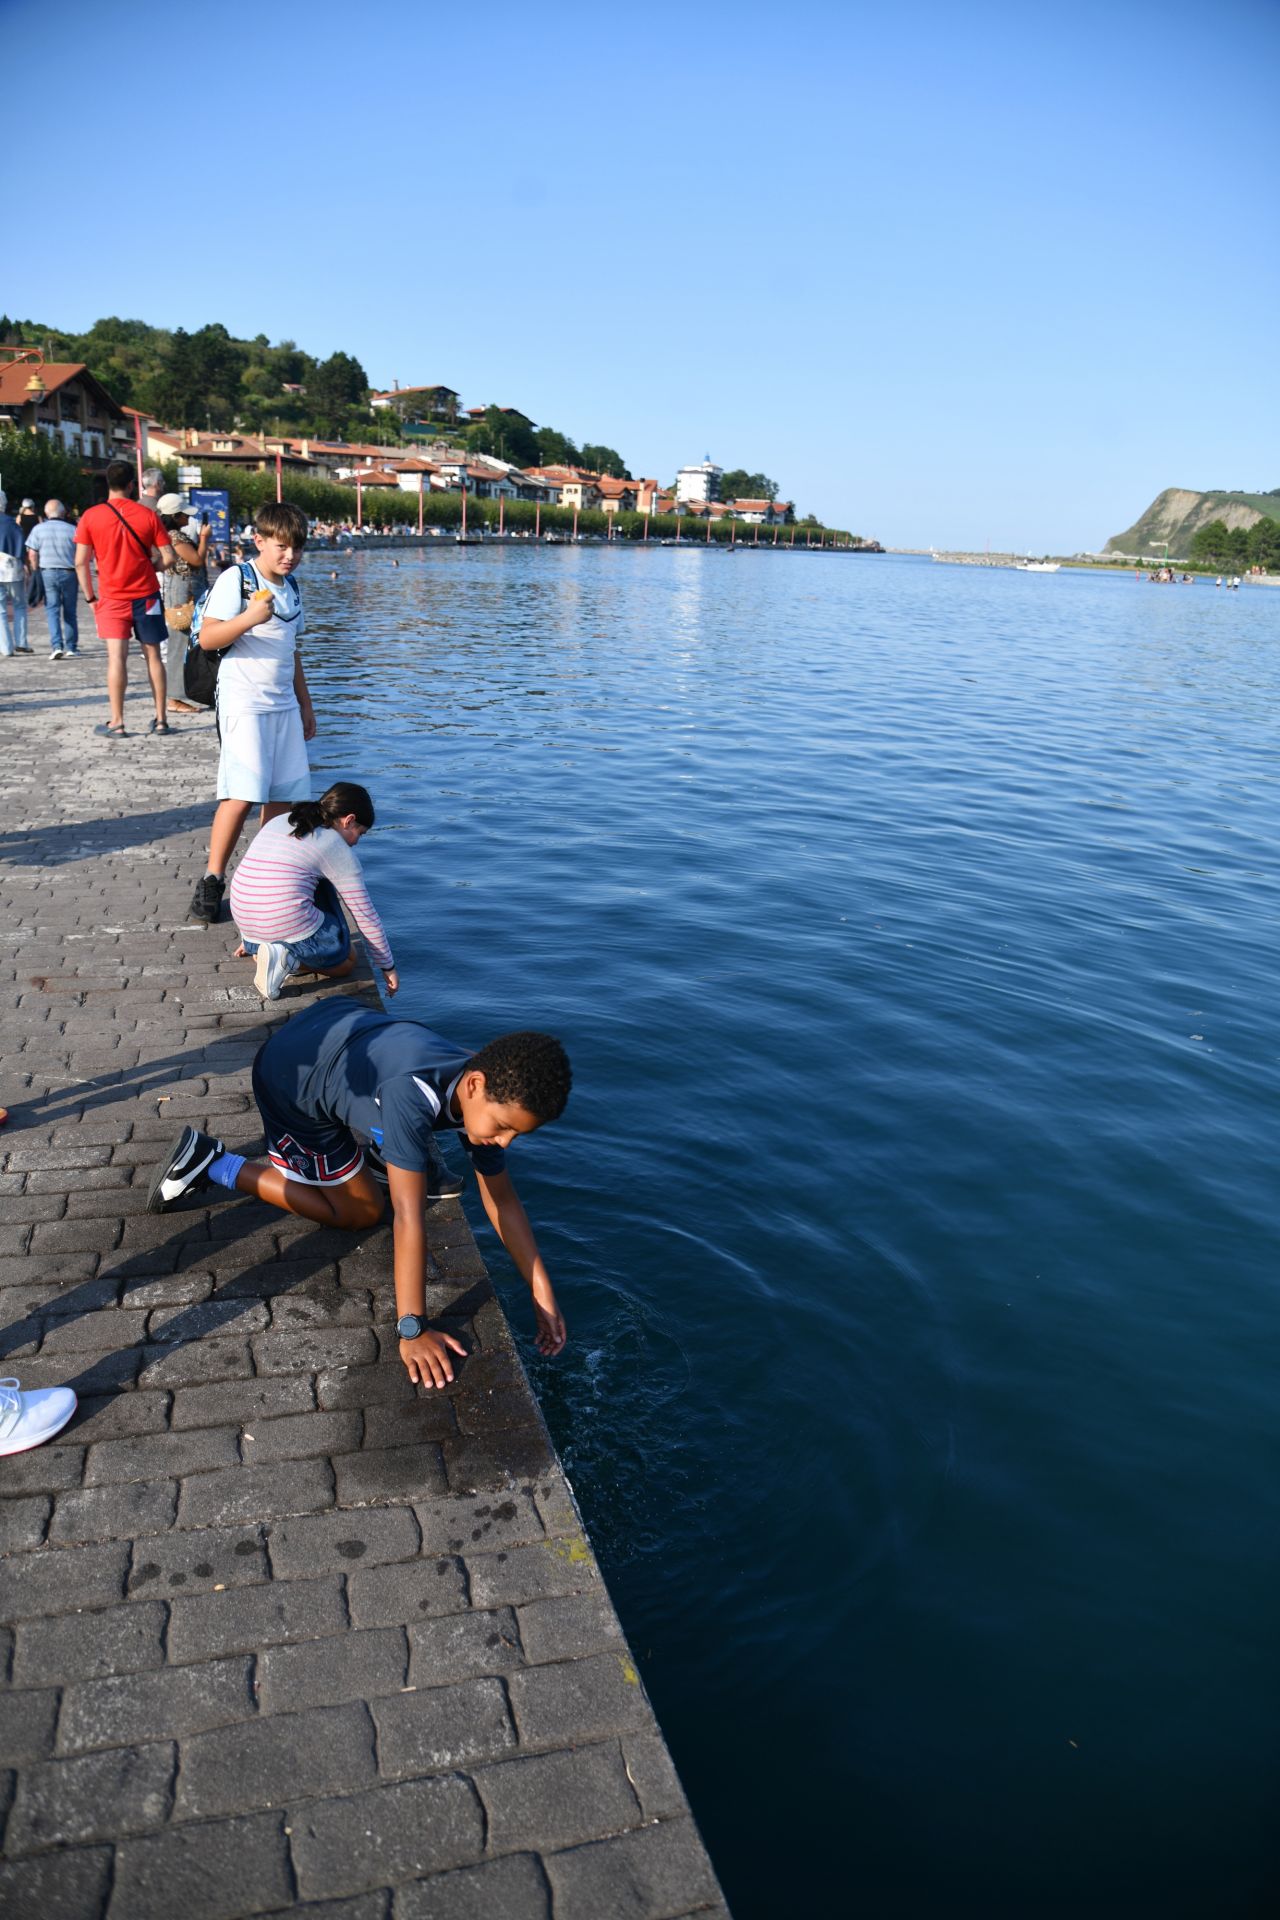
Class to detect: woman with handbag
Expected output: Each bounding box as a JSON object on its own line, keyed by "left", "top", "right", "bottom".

{"left": 158, "top": 493, "right": 211, "bottom": 715}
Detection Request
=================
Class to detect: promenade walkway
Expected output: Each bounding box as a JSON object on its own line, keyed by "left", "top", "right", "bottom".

{"left": 0, "top": 653, "right": 727, "bottom": 1919}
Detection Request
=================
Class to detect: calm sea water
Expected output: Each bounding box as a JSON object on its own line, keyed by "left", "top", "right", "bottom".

{"left": 302, "top": 545, "right": 1278, "bottom": 1917}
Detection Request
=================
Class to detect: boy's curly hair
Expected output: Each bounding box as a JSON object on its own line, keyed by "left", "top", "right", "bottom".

{"left": 467, "top": 1032, "right": 572, "bottom": 1122}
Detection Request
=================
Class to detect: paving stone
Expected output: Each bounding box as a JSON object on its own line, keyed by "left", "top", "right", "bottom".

{"left": 65, "top": 1389, "right": 171, "bottom": 1440}
{"left": 6, "top": 1739, "right": 176, "bottom": 1854}
{"left": 0, "top": 1491, "right": 51, "bottom": 1551}
{"left": 59, "top": 1655, "right": 255, "bottom": 1755}
{"left": 168, "top": 1573, "right": 347, "bottom": 1663}
{"left": 17, "top": 1346, "right": 145, "bottom": 1395}
{"left": 346, "top": 1557, "right": 469, "bottom": 1628}
{"left": 258, "top": 1626, "right": 407, "bottom": 1713}
{"left": 0, "top": 1250, "right": 98, "bottom": 1286}
{"left": 119, "top": 1269, "right": 214, "bottom": 1307}
{"left": 289, "top": 1775, "right": 485, "bottom": 1901}
{"left": 333, "top": 1443, "right": 447, "bottom": 1507}
{"left": 516, "top": 1591, "right": 627, "bottom": 1664}
{"left": 0, "top": 1686, "right": 60, "bottom": 1761}
{"left": 110, "top": 1810, "right": 292, "bottom": 1919}
{"left": 361, "top": 1396, "right": 457, "bottom": 1445}
{"left": 37, "top": 1306, "right": 149, "bottom": 1353}
{"left": 14, "top": 1599, "right": 167, "bottom": 1684}
{"left": 408, "top": 1606, "right": 523, "bottom": 1688}
{"left": 4, "top": 1144, "right": 113, "bottom": 1170}
{"left": 373, "top": 1675, "right": 515, "bottom": 1777}
{"left": 475, "top": 1742, "right": 641, "bottom": 1853}
{"left": 415, "top": 1491, "right": 544, "bottom": 1555}
{"left": 4, "top": 1191, "right": 69, "bottom": 1223}
{"left": 544, "top": 1818, "right": 723, "bottom": 1920}
{"left": 316, "top": 1362, "right": 416, "bottom": 1412}
{"left": 50, "top": 1476, "right": 177, "bottom": 1543}
{"left": 509, "top": 1650, "right": 653, "bottom": 1749}
{"left": 621, "top": 1731, "right": 690, "bottom": 1821}
{"left": 138, "top": 1337, "right": 255, "bottom": 1388}
{"left": 178, "top": 1456, "right": 334, "bottom": 1528}
{"left": 0, "top": 1537, "right": 129, "bottom": 1618}
{"left": 176, "top": 1700, "right": 376, "bottom": 1819}
{"left": 0, "top": 1845, "right": 113, "bottom": 1919}
{"left": 268, "top": 1504, "right": 420, "bottom": 1579}
{"left": 148, "top": 1296, "right": 271, "bottom": 1341}
{"left": 30, "top": 1216, "right": 124, "bottom": 1254}
{"left": 268, "top": 1286, "right": 374, "bottom": 1330}
{"left": 394, "top": 1853, "right": 550, "bottom": 1920}
{"left": 127, "top": 1522, "right": 267, "bottom": 1595}
{"left": 253, "top": 1327, "right": 378, "bottom": 1375}
{"left": 171, "top": 1373, "right": 315, "bottom": 1429}
{"left": 466, "top": 1538, "right": 599, "bottom": 1610}
{"left": 0, "top": 1439, "right": 84, "bottom": 1494}
{"left": 85, "top": 1425, "right": 240, "bottom": 1485}
{"left": 240, "top": 1408, "right": 362, "bottom": 1464}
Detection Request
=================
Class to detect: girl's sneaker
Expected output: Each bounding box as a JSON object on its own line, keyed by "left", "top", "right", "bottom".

{"left": 0, "top": 1378, "right": 77, "bottom": 1455}
{"left": 254, "top": 942, "right": 294, "bottom": 1001}
{"left": 147, "top": 1126, "right": 224, "bottom": 1212}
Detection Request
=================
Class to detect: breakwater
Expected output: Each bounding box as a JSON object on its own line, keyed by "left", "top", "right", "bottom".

{"left": 0, "top": 655, "right": 728, "bottom": 1917}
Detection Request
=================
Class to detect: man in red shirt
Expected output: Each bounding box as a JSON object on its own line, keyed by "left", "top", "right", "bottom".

{"left": 74, "top": 460, "right": 176, "bottom": 737}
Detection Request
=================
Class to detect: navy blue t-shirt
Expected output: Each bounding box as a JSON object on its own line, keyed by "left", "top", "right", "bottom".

{"left": 260, "top": 1001, "right": 507, "bottom": 1176}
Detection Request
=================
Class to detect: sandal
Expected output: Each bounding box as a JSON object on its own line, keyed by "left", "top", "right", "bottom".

{"left": 148, "top": 719, "right": 172, "bottom": 735}
{"left": 95, "top": 723, "right": 127, "bottom": 738}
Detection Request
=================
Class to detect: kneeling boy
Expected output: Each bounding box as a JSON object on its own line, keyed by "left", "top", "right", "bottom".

{"left": 148, "top": 1000, "right": 571, "bottom": 1386}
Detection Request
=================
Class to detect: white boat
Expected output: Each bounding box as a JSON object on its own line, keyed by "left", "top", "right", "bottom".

{"left": 1017, "top": 559, "right": 1060, "bottom": 572}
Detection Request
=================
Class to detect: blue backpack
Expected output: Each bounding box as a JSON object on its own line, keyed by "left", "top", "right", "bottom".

{"left": 183, "top": 561, "right": 257, "bottom": 708}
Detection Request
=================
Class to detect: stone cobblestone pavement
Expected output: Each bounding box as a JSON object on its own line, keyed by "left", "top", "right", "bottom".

{"left": 0, "top": 651, "right": 728, "bottom": 1919}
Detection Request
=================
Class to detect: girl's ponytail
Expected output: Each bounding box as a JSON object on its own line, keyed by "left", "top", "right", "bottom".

{"left": 289, "top": 782, "right": 376, "bottom": 839}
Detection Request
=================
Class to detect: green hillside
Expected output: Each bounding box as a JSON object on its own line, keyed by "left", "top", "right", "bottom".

{"left": 1106, "top": 487, "right": 1280, "bottom": 559}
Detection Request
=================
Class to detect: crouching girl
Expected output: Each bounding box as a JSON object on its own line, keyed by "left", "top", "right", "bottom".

{"left": 231, "top": 780, "right": 399, "bottom": 1002}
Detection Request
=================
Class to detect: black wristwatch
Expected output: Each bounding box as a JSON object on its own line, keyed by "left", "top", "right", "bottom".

{"left": 396, "top": 1313, "right": 425, "bottom": 1341}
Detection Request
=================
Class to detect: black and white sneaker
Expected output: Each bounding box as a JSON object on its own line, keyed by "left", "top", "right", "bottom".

{"left": 365, "top": 1137, "right": 464, "bottom": 1200}
{"left": 147, "top": 1127, "right": 224, "bottom": 1213}
{"left": 189, "top": 874, "right": 226, "bottom": 924}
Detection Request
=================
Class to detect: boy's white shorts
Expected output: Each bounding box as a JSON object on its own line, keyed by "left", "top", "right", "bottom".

{"left": 216, "top": 706, "right": 311, "bottom": 804}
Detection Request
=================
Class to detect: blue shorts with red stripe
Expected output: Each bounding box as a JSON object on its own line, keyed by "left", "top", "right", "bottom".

{"left": 251, "top": 1053, "right": 365, "bottom": 1187}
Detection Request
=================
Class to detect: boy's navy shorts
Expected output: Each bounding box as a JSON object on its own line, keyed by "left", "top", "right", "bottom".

{"left": 250, "top": 1048, "right": 364, "bottom": 1187}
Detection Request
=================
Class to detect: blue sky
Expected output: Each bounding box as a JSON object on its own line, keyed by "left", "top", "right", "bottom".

{"left": 4, "top": 0, "right": 1277, "bottom": 550}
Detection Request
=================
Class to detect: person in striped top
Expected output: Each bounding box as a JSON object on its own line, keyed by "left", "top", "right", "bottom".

{"left": 230, "top": 781, "right": 399, "bottom": 1003}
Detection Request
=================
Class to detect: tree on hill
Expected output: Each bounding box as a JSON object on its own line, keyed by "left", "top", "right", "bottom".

{"left": 534, "top": 426, "right": 580, "bottom": 468}
{"left": 309, "top": 351, "right": 369, "bottom": 435}
{"left": 465, "top": 405, "right": 540, "bottom": 470}
{"left": 719, "top": 467, "right": 777, "bottom": 503}
{"left": 580, "top": 443, "right": 629, "bottom": 479}
{"left": 1248, "top": 517, "right": 1280, "bottom": 569}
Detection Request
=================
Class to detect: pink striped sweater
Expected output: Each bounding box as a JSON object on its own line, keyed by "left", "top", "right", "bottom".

{"left": 229, "top": 815, "right": 395, "bottom": 971}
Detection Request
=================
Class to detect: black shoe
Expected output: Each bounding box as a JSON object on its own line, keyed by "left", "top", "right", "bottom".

{"left": 189, "top": 873, "right": 225, "bottom": 923}
{"left": 147, "top": 1127, "right": 224, "bottom": 1213}
{"left": 365, "top": 1136, "right": 465, "bottom": 1200}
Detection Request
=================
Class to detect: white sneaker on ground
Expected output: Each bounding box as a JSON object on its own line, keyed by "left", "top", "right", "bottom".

{"left": 0, "top": 1378, "right": 77, "bottom": 1455}
{"left": 254, "top": 942, "right": 294, "bottom": 1001}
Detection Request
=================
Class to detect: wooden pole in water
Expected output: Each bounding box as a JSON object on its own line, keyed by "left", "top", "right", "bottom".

{"left": 275, "top": 450, "right": 282, "bottom": 502}
{"left": 356, "top": 475, "right": 363, "bottom": 530}
{"left": 643, "top": 510, "right": 649, "bottom": 541}
{"left": 773, "top": 523, "right": 778, "bottom": 546}
{"left": 417, "top": 477, "right": 424, "bottom": 536}
{"left": 499, "top": 494, "right": 505, "bottom": 537}
{"left": 754, "top": 523, "right": 759, "bottom": 545}
{"left": 573, "top": 506, "right": 579, "bottom": 541}
{"left": 460, "top": 478, "right": 467, "bottom": 540}
{"left": 706, "top": 514, "right": 711, "bottom": 544}
{"left": 535, "top": 501, "right": 541, "bottom": 538}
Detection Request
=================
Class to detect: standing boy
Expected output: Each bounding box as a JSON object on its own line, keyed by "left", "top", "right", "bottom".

{"left": 147, "top": 1002, "right": 572, "bottom": 1386}
{"left": 74, "top": 460, "right": 174, "bottom": 736}
{"left": 188, "top": 501, "right": 317, "bottom": 924}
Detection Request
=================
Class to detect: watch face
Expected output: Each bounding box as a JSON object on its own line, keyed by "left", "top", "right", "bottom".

{"left": 397, "top": 1314, "right": 424, "bottom": 1341}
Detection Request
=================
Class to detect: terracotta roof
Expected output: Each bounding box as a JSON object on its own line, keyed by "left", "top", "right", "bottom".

{"left": 349, "top": 469, "right": 399, "bottom": 486}
{"left": 730, "top": 499, "right": 773, "bottom": 512}
{"left": 370, "top": 385, "right": 458, "bottom": 401}
{"left": 391, "top": 457, "right": 439, "bottom": 473}
{"left": 0, "top": 360, "right": 125, "bottom": 416}
{"left": 597, "top": 477, "right": 636, "bottom": 497}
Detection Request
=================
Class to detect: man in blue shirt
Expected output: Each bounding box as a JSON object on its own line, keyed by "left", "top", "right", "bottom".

{"left": 148, "top": 1001, "right": 573, "bottom": 1390}
{"left": 0, "top": 490, "right": 31, "bottom": 655}
{"left": 26, "top": 500, "right": 80, "bottom": 658}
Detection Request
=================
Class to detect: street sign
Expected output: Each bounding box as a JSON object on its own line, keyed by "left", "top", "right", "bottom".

{"left": 177, "top": 464, "right": 203, "bottom": 489}
{"left": 190, "top": 488, "right": 231, "bottom": 549}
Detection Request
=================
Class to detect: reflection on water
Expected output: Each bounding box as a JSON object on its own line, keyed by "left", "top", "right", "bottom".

{"left": 299, "top": 546, "right": 1280, "bottom": 1917}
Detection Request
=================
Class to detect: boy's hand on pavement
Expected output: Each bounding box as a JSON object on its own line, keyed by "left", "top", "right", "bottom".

{"left": 532, "top": 1286, "right": 567, "bottom": 1357}
{"left": 399, "top": 1328, "right": 467, "bottom": 1390}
